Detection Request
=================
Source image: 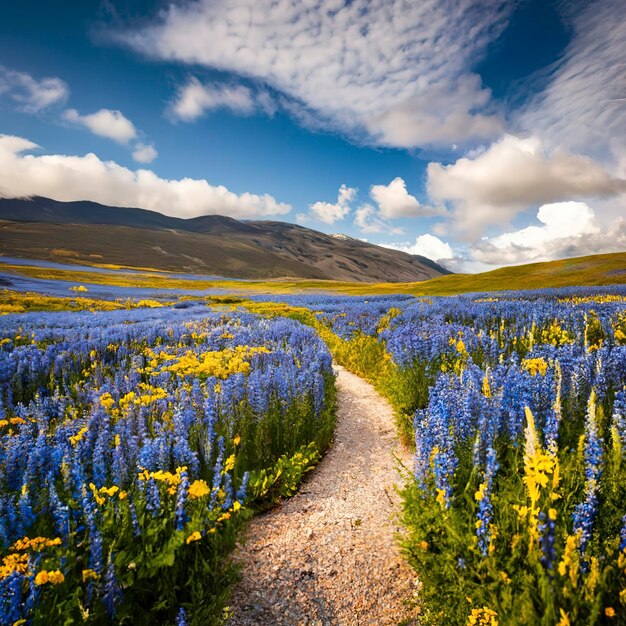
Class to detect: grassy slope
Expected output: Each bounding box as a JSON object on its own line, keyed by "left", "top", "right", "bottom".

{"left": 1, "top": 251, "right": 625, "bottom": 296}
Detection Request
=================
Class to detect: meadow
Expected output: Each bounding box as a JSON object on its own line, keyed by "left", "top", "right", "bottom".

{"left": 1, "top": 276, "right": 626, "bottom": 625}
{"left": 0, "top": 305, "right": 335, "bottom": 624}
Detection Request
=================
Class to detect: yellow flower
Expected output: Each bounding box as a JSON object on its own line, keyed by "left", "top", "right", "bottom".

{"left": 474, "top": 483, "right": 487, "bottom": 502}
{"left": 467, "top": 606, "right": 498, "bottom": 625}
{"left": 435, "top": 488, "right": 446, "bottom": 507}
{"left": 82, "top": 569, "right": 99, "bottom": 582}
{"left": 224, "top": 454, "right": 236, "bottom": 472}
{"left": 605, "top": 608, "right": 616, "bottom": 618}
{"left": 99, "top": 392, "right": 115, "bottom": 410}
{"left": 188, "top": 480, "right": 210, "bottom": 499}
{"left": 35, "top": 570, "right": 64, "bottom": 585}
{"left": 418, "top": 540, "right": 429, "bottom": 550}
{"left": 11, "top": 537, "right": 61, "bottom": 552}
{"left": 0, "top": 553, "right": 29, "bottom": 579}
{"left": 89, "top": 483, "right": 105, "bottom": 506}
{"left": 186, "top": 531, "right": 202, "bottom": 544}
{"left": 556, "top": 609, "right": 570, "bottom": 626}
{"left": 521, "top": 357, "right": 549, "bottom": 377}
{"left": 70, "top": 426, "right": 88, "bottom": 447}
{"left": 233, "top": 434, "right": 241, "bottom": 446}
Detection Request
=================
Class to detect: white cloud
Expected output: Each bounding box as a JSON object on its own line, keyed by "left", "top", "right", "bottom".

{"left": 0, "top": 134, "right": 290, "bottom": 219}
{"left": 370, "top": 177, "right": 441, "bottom": 219}
{"left": 427, "top": 135, "right": 626, "bottom": 236}
{"left": 519, "top": 0, "right": 626, "bottom": 162}
{"left": 383, "top": 233, "right": 454, "bottom": 262}
{"left": 354, "top": 204, "right": 404, "bottom": 235}
{"left": 63, "top": 108, "right": 138, "bottom": 144}
{"left": 309, "top": 184, "right": 356, "bottom": 224}
{"left": 470, "top": 201, "right": 626, "bottom": 266}
{"left": 132, "top": 143, "right": 158, "bottom": 163}
{"left": 0, "top": 65, "right": 69, "bottom": 112}
{"left": 119, "top": 0, "right": 514, "bottom": 147}
{"left": 170, "top": 77, "right": 269, "bottom": 121}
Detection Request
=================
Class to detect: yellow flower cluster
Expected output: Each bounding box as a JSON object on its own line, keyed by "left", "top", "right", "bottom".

{"left": 467, "top": 606, "right": 498, "bottom": 625}
{"left": 34, "top": 570, "right": 65, "bottom": 585}
{"left": 137, "top": 466, "right": 187, "bottom": 495}
{"left": 88, "top": 483, "right": 127, "bottom": 505}
{"left": 376, "top": 307, "right": 402, "bottom": 334}
{"left": 539, "top": 320, "right": 574, "bottom": 346}
{"left": 188, "top": 479, "right": 210, "bottom": 499}
{"left": 0, "top": 553, "right": 29, "bottom": 579}
{"left": 70, "top": 426, "right": 88, "bottom": 446}
{"left": 82, "top": 569, "right": 99, "bottom": 582}
{"left": 11, "top": 536, "right": 61, "bottom": 552}
{"left": 518, "top": 408, "right": 560, "bottom": 553}
{"left": 0, "top": 417, "right": 28, "bottom": 433}
{"left": 99, "top": 384, "right": 169, "bottom": 418}
{"left": 521, "top": 357, "right": 549, "bottom": 377}
{"left": 148, "top": 345, "right": 271, "bottom": 379}
{"left": 558, "top": 532, "right": 581, "bottom": 589}
{"left": 559, "top": 295, "right": 626, "bottom": 305}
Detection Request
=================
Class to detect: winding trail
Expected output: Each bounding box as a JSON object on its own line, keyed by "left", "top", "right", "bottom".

{"left": 228, "top": 365, "right": 420, "bottom": 625}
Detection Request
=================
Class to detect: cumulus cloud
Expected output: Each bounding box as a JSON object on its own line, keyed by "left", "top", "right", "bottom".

{"left": 354, "top": 204, "right": 404, "bottom": 235}
{"left": 0, "top": 65, "right": 69, "bottom": 112}
{"left": 383, "top": 233, "right": 454, "bottom": 262}
{"left": 370, "top": 177, "right": 441, "bottom": 219}
{"left": 118, "top": 0, "right": 513, "bottom": 147}
{"left": 309, "top": 184, "right": 356, "bottom": 224}
{"left": 63, "top": 108, "right": 138, "bottom": 144}
{"left": 0, "top": 134, "right": 290, "bottom": 219}
{"left": 427, "top": 135, "right": 626, "bottom": 236}
{"left": 470, "top": 201, "right": 626, "bottom": 266}
{"left": 169, "top": 77, "right": 273, "bottom": 121}
{"left": 519, "top": 0, "right": 626, "bottom": 162}
{"left": 131, "top": 143, "right": 158, "bottom": 164}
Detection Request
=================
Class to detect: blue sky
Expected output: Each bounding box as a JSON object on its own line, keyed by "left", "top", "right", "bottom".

{"left": 0, "top": 0, "right": 624, "bottom": 271}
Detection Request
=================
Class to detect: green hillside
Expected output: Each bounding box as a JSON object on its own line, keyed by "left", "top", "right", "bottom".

{"left": 1, "top": 251, "right": 625, "bottom": 296}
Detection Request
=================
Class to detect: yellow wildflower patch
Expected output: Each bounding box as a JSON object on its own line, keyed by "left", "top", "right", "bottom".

{"left": 0, "top": 553, "right": 29, "bottom": 579}
{"left": 521, "top": 358, "right": 548, "bottom": 377}
{"left": 70, "top": 426, "right": 88, "bottom": 447}
{"left": 188, "top": 480, "right": 210, "bottom": 500}
{"left": 467, "top": 606, "right": 498, "bottom": 625}
{"left": 11, "top": 537, "right": 62, "bottom": 552}
{"left": 34, "top": 570, "right": 65, "bottom": 585}
{"left": 146, "top": 345, "right": 271, "bottom": 379}
{"left": 82, "top": 569, "right": 99, "bottom": 582}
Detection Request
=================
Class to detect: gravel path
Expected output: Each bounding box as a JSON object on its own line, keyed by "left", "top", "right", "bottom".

{"left": 228, "top": 365, "right": 420, "bottom": 625}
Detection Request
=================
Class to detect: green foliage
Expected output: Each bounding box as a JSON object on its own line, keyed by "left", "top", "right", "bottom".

{"left": 248, "top": 442, "right": 321, "bottom": 508}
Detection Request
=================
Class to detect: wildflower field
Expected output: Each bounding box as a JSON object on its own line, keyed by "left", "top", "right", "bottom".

{"left": 293, "top": 288, "right": 626, "bottom": 625}
{"left": 1, "top": 281, "right": 626, "bottom": 625}
{"left": 0, "top": 305, "right": 335, "bottom": 624}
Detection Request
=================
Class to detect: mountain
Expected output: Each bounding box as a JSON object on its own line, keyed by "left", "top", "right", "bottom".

{"left": 0, "top": 196, "right": 451, "bottom": 282}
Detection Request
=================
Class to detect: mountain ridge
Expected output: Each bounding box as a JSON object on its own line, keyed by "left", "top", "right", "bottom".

{"left": 0, "top": 196, "right": 451, "bottom": 282}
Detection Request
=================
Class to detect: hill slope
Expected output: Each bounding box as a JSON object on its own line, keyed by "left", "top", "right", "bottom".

{"left": 0, "top": 196, "right": 450, "bottom": 282}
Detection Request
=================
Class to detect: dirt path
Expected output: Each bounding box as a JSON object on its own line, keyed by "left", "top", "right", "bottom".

{"left": 228, "top": 365, "right": 420, "bottom": 626}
